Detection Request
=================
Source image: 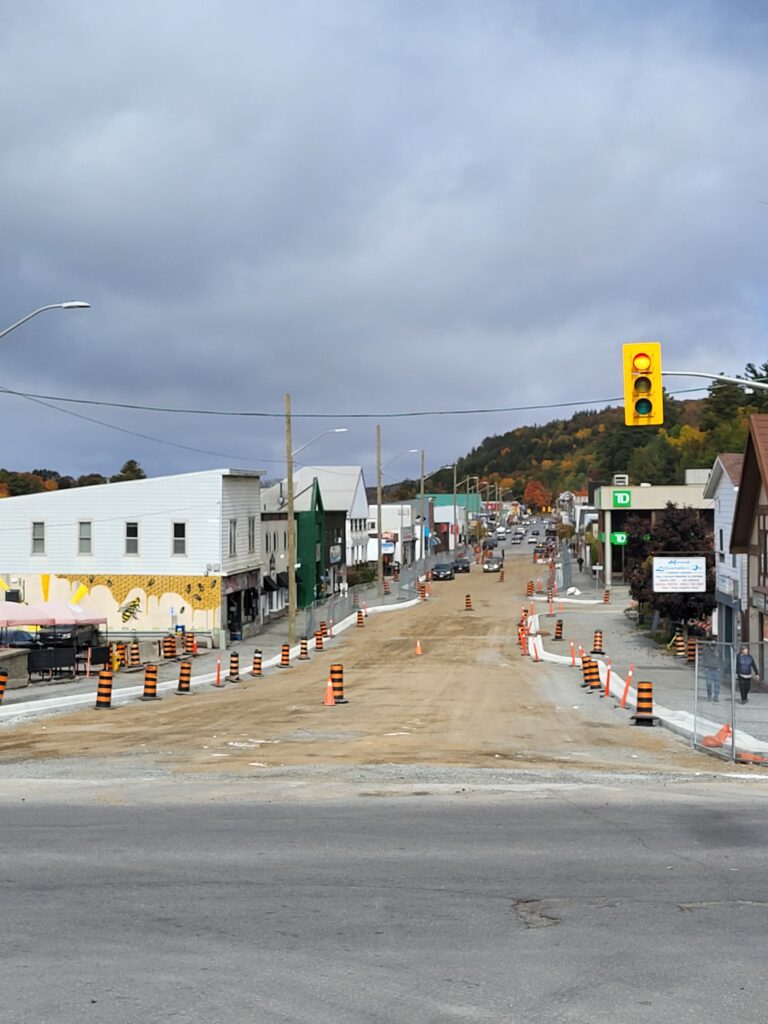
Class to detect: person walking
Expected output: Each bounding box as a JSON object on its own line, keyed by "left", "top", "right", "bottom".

{"left": 700, "top": 643, "right": 722, "bottom": 702}
{"left": 577, "top": 555, "right": 584, "bottom": 573}
{"left": 736, "top": 645, "right": 758, "bottom": 704}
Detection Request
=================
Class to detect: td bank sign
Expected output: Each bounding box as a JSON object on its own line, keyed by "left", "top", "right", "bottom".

{"left": 612, "top": 489, "right": 632, "bottom": 508}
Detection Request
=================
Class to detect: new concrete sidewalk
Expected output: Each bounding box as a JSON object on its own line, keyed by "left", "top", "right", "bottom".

{"left": 527, "top": 576, "right": 768, "bottom": 763}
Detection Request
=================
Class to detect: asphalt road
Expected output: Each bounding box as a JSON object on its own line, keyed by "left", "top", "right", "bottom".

{"left": 4, "top": 779, "right": 768, "bottom": 1024}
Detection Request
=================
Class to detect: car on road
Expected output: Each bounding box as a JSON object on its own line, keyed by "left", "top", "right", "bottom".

{"left": 483, "top": 556, "right": 504, "bottom": 573}
{"left": 38, "top": 623, "right": 101, "bottom": 649}
{"left": 432, "top": 563, "right": 455, "bottom": 581}
{"left": 452, "top": 557, "right": 471, "bottom": 573}
{"left": 510, "top": 535, "right": 522, "bottom": 545}
{"left": 527, "top": 535, "right": 538, "bottom": 544}
{"left": 1, "top": 629, "right": 42, "bottom": 649}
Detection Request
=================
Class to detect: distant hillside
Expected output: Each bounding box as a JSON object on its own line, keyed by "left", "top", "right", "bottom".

{"left": 391, "top": 368, "right": 768, "bottom": 502}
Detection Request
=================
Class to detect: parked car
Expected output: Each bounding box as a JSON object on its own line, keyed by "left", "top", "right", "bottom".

{"left": 510, "top": 535, "right": 522, "bottom": 545}
{"left": 2, "top": 629, "right": 42, "bottom": 649}
{"left": 453, "top": 557, "right": 471, "bottom": 573}
{"left": 483, "top": 556, "right": 504, "bottom": 573}
{"left": 432, "top": 563, "right": 455, "bottom": 581}
{"left": 38, "top": 623, "right": 101, "bottom": 649}
{"left": 527, "top": 535, "right": 538, "bottom": 544}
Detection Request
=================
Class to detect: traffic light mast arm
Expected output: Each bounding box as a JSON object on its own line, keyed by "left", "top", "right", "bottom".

{"left": 662, "top": 371, "right": 768, "bottom": 392}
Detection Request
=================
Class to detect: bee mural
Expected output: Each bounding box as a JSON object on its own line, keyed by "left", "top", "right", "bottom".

{"left": 120, "top": 597, "right": 142, "bottom": 623}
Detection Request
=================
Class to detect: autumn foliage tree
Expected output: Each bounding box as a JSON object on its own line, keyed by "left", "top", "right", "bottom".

{"left": 523, "top": 479, "right": 552, "bottom": 510}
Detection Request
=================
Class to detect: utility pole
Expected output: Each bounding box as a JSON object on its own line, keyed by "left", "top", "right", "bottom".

{"left": 420, "top": 448, "right": 426, "bottom": 564}
{"left": 284, "top": 393, "right": 297, "bottom": 647}
{"left": 452, "top": 463, "right": 458, "bottom": 553}
{"left": 376, "top": 424, "right": 384, "bottom": 595}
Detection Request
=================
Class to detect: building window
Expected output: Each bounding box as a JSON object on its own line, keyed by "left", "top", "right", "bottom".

{"left": 125, "top": 522, "right": 139, "bottom": 555}
{"left": 248, "top": 515, "right": 256, "bottom": 554}
{"left": 273, "top": 530, "right": 278, "bottom": 552}
{"left": 283, "top": 530, "right": 287, "bottom": 549}
{"left": 172, "top": 522, "right": 186, "bottom": 555}
{"left": 78, "top": 521, "right": 92, "bottom": 555}
{"left": 265, "top": 532, "right": 271, "bottom": 553}
{"left": 229, "top": 519, "right": 237, "bottom": 557}
{"left": 31, "top": 521, "right": 45, "bottom": 555}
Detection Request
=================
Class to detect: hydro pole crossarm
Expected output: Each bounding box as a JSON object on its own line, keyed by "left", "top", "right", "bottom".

{"left": 663, "top": 371, "right": 768, "bottom": 392}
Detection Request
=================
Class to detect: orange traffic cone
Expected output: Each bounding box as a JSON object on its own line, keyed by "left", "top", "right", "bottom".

{"left": 323, "top": 677, "right": 336, "bottom": 706}
{"left": 415, "top": 640, "right": 423, "bottom": 656}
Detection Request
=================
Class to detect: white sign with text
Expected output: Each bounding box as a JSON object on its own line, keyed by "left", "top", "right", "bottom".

{"left": 652, "top": 556, "right": 706, "bottom": 593}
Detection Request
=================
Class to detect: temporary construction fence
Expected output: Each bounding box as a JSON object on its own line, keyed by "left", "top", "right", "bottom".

{"left": 692, "top": 640, "right": 768, "bottom": 765}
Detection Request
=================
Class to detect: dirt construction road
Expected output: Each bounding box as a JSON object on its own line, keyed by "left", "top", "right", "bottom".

{"left": 0, "top": 556, "right": 716, "bottom": 776}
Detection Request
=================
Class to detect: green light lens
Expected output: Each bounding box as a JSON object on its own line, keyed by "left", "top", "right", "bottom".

{"left": 634, "top": 398, "right": 653, "bottom": 416}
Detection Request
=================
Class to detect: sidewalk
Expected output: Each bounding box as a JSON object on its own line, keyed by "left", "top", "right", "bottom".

{"left": 528, "top": 573, "right": 768, "bottom": 763}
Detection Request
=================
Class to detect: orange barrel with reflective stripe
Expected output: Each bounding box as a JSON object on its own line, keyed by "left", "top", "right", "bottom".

{"left": 580, "top": 655, "right": 594, "bottom": 689}
{"left": 464, "top": 594, "right": 473, "bottom": 611}
{"left": 162, "top": 636, "right": 177, "bottom": 660}
{"left": 278, "top": 644, "right": 291, "bottom": 668}
{"left": 330, "top": 663, "right": 348, "bottom": 704}
{"left": 139, "top": 664, "right": 160, "bottom": 701}
{"left": 591, "top": 631, "right": 605, "bottom": 655}
{"left": 176, "top": 661, "right": 192, "bottom": 694}
{"left": 632, "top": 681, "right": 658, "bottom": 725}
{"left": 298, "top": 638, "right": 310, "bottom": 660}
{"left": 127, "top": 642, "right": 142, "bottom": 670}
{"left": 226, "top": 652, "right": 240, "bottom": 681}
{"left": 94, "top": 670, "right": 114, "bottom": 709}
{"left": 314, "top": 630, "right": 324, "bottom": 652}
{"left": 319, "top": 621, "right": 328, "bottom": 638}
{"left": 553, "top": 619, "right": 564, "bottom": 641}
{"left": 356, "top": 610, "right": 365, "bottom": 628}
{"left": 184, "top": 633, "right": 196, "bottom": 656}
{"left": 250, "top": 649, "right": 263, "bottom": 677}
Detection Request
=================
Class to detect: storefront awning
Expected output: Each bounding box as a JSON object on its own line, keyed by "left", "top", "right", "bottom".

{"left": 276, "top": 572, "right": 289, "bottom": 588}
{"left": 262, "top": 576, "right": 278, "bottom": 592}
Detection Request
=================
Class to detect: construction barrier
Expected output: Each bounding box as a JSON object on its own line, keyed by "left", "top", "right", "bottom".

{"left": 330, "top": 663, "right": 348, "bottom": 704}
{"left": 518, "top": 626, "right": 529, "bottom": 656}
{"left": 526, "top": 580, "right": 534, "bottom": 597}
{"left": 591, "top": 630, "right": 605, "bottom": 655}
{"left": 126, "top": 642, "right": 142, "bottom": 671}
{"left": 686, "top": 639, "right": 697, "bottom": 664}
{"left": 553, "top": 619, "right": 563, "bottom": 641}
{"left": 162, "top": 636, "right": 177, "bottom": 660}
{"left": 674, "top": 632, "right": 686, "bottom": 658}
{"left": 278, "top": 643, "right": 291, "bottom": 669}
{"left": 580, "top": 655, "right": 596, "bottom": 689}
{"left": 139, "top": 664, "right": 160, "bottom": 701}
{"left": 226, "top": 652, "right": 241, "bottom": 682}
{"left": 499, "top": 569, "right": 505, "bottom": 583}
{"left": 356, "top": 610, "right": 365, "bottom": 628}
{"left": 383, "top": 579, "right": 391, "bottom": 595}
{"left": 418, "top": 582, "right": 427, "bottom": 601}
{"left": 415, "top": 639, "right": 423, "bottom": 656}
{"left": 0, "top": 668, "right": 7, "bottom": 705}
{"left": 620, "top": 665, "right": 634, "bottom": 708}
{"left": 464, "top": 594, "right": 473, "bottom": 611}
{"left": 115, "top": 642, "right": 127, "bottom": 667}
{"left": 603, "top": 589, "right": 611, "bottom": 604}
{"left": 314, "top": 630, "right": 324, "bottom": 652}
{"left": 94, "top": 669, "right": 114, "bottom": 710}
{"left": 184, "top": 633, "right": 197, "bottom": 657}
{"left": 250, "top": 649, "right": 263, "bottom": 677}
{"left": 323, "top": 676, "right": 336, "bottom": 706}
{"left": 298, "top": 637, "right": 310, "bottom": 660}
{"left": 176, "top": 661, "right": 192, "bottom": 694}
{"left": 632, "top": 680, "right": 658, "bottom": 725}
{"left": 320, "top": 621, "right": 328, "bottom": 638}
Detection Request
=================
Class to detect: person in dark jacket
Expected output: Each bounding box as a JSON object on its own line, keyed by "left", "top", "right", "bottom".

{"left": 736, "top": 646, "right": 758, "bottom": 704}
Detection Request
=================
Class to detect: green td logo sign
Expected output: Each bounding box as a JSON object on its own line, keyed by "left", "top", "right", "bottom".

{"left": 612, "top": 489, "right": 631, "bottom": 508}
{"left": 610, "top": 531, "right": 628, "bottom": 546}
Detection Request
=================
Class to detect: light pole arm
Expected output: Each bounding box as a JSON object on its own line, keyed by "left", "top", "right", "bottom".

{"left": 0, "top": 303, "right": 89, "bottom": 342}
{"left": 663, "top": 371, "right": 768, "bottom": 392}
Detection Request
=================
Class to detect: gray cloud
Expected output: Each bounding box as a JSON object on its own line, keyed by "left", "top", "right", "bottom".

{"left": 0, "top": 0, "right": 766, "bottom": 483}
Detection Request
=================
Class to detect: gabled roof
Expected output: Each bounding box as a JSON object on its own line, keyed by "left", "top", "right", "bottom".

{"left": 731, "top": 417, "right": 768, "bottom": 552}
{"left": 261, "top": 476, "right": 324, "bottom": 514}
{"left": 702, "top": 453, "right": 744, "bottom": 499}
{"left": 293, "top": 466, "right": 368, "bottom": 517}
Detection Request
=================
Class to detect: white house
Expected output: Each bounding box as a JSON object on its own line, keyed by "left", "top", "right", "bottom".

{"left": 703, "top": 453, "right": 746, "bottom": 643}
{"left": 366, "top": 503, "right": 417, "bottom": 566}
{"left": 0, "top": 468, "right": 263, "bottom": 642}
{"left": 292, "top": 466, "right": 369, "bottom": 568}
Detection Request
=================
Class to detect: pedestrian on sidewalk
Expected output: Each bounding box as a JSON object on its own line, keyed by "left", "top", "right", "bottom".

{"left": 700, "top": 643, "right": 722, "bottom": 702}
{"left": 577, "top": 555, "right": 584, "bottom": 573}
{"left": 736, "top": 645, "right": 758, "bottom": 704}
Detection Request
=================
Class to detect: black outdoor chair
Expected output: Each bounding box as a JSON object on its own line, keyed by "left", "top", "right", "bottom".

{"left": 75, "top": 645, "right": 111, "bottom": 674}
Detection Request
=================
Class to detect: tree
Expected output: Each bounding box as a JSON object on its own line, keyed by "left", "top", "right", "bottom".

{"left": 76, "top": 473, "right": 107, "bottom": 487}
{"left": 523, "top": 479, "right": 551, "bottom": 509}
{"left": 110, "top": 460, "right": 147, "bottom": 483}
{"left": 628, "top": 503, "right": 714, "bottom": 625}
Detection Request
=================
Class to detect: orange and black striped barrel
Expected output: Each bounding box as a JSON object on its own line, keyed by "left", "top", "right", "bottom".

{"left": 553, "top": 619, "right": 564, "bottom": 641}
{"left": 686, "top": 639, "right": 697, "bottom": 664}
{"left": 587, "top": 660, "right": 602, "bottom": 691}
{"left": 115, "top": 642, "right": 127, "bottom": 667}
{"left": 632, "top": 681, "right": 657, "bottom": 725}
{"left": 464, "top": 593, "right": 473, "bottom": 611}
{"left": 314, "top": 630, "right": 324, "bottom": 652}
{"left": 278, "top": 643, "right": 290, "bottom": 668}
{"left": 176, "top": 661, "right": 192, "bottom": 694}
{"left": 356, "top": 610, "right": 364, "bottom": 628}
{"left": 418, "top": 583, "right": 426, "bottom": 601}
{"left": 383, "top": 579, "right": 391, "bottom": 595}
{"left": 319, "top": 621, "right": 328, "bottom": 638}
{"left": 298, "top": 637, "right": 310, "bottom": 660}
{"left": 0, "top": 668, "right": 7, "bottom": 705}
{"left": 226, "top": 652, "right": 240, "bottom": 681}
{"left": 162, "top": 636, "right": 177, "bottom": 660}
{"left": 128, "top": 642, "right": 141, "bottom": 670}
{"left": 591, "top": 630, "right": 605, "bottom": 655}
{"left": 519, "top": 607, "right": 527, "bottom": 625}
{"left": 603, "top": 589, "right": 611, "bottom": 604}
{"left": 674, "top": 633, "right": 686, "bottom": 657}
{"left": 526, "top": 580, "right": 534, "bottom": 596}
{"left": 330, "top": 663, "right": 348, "bottom": 704}
{"left": 250, "top": 649, "right": 263, "bottom": 677}
{"left": 94, "top": 670, "right": 114, "bottom": 709}
{"left": 499, "top": 569, "right": 505, "bottom": 583}
{"left": 580, "top": 655, "right": 594, "bottom": 688}
{"left": 139, "top": 664, "right": 159, "bottom": 701}
{"left": 184, "top": 633, "right": 196, "bottom": 656}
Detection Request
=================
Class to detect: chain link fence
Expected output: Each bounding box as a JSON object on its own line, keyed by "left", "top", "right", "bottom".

{"left": 693, "top": 640, "right": 768, "bottom": 764}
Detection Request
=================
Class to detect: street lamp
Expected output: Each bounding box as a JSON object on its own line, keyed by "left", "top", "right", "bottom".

{"left": 284, "top": 396, "right": 347, "bottom": 647}
{"left": 0, "top": 301, "right": 90, "bottom": 342}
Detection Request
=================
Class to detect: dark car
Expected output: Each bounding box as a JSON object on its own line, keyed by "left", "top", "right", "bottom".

{"left": 432, "top": 563, "right": 455, "bottom": 581}
{"left": 483, "top": 537, "right": 497, "bottom": 550}
{"left": 38, "top": 623, "right": 101, "bottom": 649}
{"left": 2, "top": 629, "right": 42, "bottom": 649}
{"left": 483, "top": 556, "right": 504, "bottom": 573}
{"left": 453, "top": 557, "right": 471, "bottom": 573}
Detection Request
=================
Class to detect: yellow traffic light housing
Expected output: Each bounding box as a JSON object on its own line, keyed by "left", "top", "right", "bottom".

{"left": 623, "top": 341, "right": 663, "bottom": 426}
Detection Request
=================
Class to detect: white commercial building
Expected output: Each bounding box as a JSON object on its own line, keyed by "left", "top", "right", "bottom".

{"left": 366, "top": 503, "right": 417, "bottom": 566}
{"left": 0, "top": 469, "right": 263, "bottom": 642}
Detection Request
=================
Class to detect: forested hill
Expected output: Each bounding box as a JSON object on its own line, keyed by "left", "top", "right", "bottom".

{"left": 401, "top": 366, "right": 768, "bottom": 502}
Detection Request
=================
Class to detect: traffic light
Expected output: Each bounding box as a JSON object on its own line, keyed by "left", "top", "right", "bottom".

{"left": 623, "top": 341, "right": 663, "bottom": 426}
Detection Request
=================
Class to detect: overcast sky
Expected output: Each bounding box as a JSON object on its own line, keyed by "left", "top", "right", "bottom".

{"left": 1, "top": 0, "right": 766, "bottom": 487}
